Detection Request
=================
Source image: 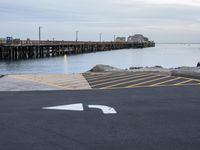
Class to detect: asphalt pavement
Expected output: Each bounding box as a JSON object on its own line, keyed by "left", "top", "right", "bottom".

{"left": 0, "top": 86, "right": 200, "bottom": 150}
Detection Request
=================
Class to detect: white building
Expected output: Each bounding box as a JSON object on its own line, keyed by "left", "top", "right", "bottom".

{"left": 127, "top": 34, "right": 149, "bottom": 43}
{"left": 115, "top": 37, "right": 126, "bottom": 42}
{"left": 0, "top": 38, "right": 6, "bottom": 44}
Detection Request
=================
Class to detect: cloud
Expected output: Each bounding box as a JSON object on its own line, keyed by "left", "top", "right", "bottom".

{"left": 115, "top": 0, "right": 200, "bottom": 6}
{"left": 0, "top": 0, "right": 200, "bottom": 42}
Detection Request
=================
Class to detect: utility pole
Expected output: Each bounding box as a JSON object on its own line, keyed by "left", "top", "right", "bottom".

{"left": 76, "top": 31, "right": 79, "bottom": 42}
{"left": 38, "top": 26, "right": 42, "bottom": 51}
{"left": 39, "top": 26, "right": 42, "bottom": 44}
{"left": 99, "top": 33, "right": 102, "bottom": 42}
{"left": 114, "top": 35, "right": 116, "bottom": 42}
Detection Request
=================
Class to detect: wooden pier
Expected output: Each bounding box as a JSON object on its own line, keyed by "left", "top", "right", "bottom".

{"left": 0, "top": 40, "right": 155, "bottom": 60}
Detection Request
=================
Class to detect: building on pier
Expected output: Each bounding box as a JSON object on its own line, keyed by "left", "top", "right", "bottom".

{"left": 0, "top": 38, "right": 6, "bottom": 44}
{"left": 127, "top": 34, "right": 149, "bottom": 43}
{"left": 115, "top": 37, "right": 126, "bottom": 42}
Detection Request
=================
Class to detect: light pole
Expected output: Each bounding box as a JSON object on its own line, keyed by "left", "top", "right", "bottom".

{"left": 39, "top": 26, "right": 42, "bottom": 44}
{"left": 76, "top": 31, "right": 79, "bottom": 42}
{"left": 99, "top": 33, "right": 102, "bottom": 42}
{"left": 38, "top": 26, "right": 42, "bottom": 51}
{"left": 114, "top": 35, "right": 116, "bottom": 42}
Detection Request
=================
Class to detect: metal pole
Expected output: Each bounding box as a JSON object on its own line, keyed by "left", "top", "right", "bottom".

{"left": 38, "top": 26, "right": 42, "bottom": 51}
{"left": 99, "top": 33, "right": 102, "bottom": 42}
{"left": 114, "top": 35, "right": 116, "bottom": 42}
{"left": 39, "top": 26, "right": 42, "bottom": 44}
{"left": 76, "top": 31, "right": 79, "bottom": 42}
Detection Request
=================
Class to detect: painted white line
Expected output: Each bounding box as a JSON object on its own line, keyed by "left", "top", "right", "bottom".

{"left": 88, "top": 105, "right": 117, "bottom": 114}
{"left": 43, "top": 103, "right": 84, "bottom": 111}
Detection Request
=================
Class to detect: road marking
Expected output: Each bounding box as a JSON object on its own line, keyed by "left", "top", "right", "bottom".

{"left": 43, "top": 104, "right": 117, "bottom": 114}
{"left": 84, "top": 74, "right": 110, "bottom": 80}
{"left": 88, "top": 105, "right": 117, "bottom": 114}
{"left": 98, "top": 83, "right": 200, "bottom": 90}
{"left": 149, "top": 77, "right": 181, "bottom": 86}
{"left": 10, "top": 75, "right": 91, "bottom": 90}
{"left": 43, "top": 103, "right": 84, "bottom": 111}
{"left": 100, "top": 74, "right": 158, "bottom": 89}
{"left": 24, "top": 76, "right": 83, "bottom": 84}
{"left": 127, "top": 76, "right": 170, "bottom": 88}
{"left": 57, "top": 82, "right": 89, "bottom": 86}
{"left": 10, "top": 76, "right": 69, "bottom": 89}
{"left": 89, "top": 72, "right": 148, "bottom": 84}
{"left": 84, "top": 73, "right": 128, "bottom": 81}
{"left": 174, "top": 76, "right": 200, "bottom": 83}
{"left": 92, "top": 73, "right": 154, "bottom": 88}
{"left": 174, "top": 79, "right": 193, "bottom": 85}
{"left": 89, "top": 74, "right": 151, "bottom": 87}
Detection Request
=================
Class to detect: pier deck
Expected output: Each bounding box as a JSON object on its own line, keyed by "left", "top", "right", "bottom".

{"left": 0, "top": 40, "right": 155, "bottom": 60}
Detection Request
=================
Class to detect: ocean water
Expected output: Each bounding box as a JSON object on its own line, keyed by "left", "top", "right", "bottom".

{"left": 0, "top": 44, "right": 200, "bottom": 74}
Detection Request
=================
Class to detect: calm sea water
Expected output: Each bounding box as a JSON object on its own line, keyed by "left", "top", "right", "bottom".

{"left": 0, "top": 44, "right": 200, "bottom": 74}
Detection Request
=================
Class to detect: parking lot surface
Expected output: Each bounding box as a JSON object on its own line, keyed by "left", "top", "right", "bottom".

{"left": 1, "top": 86, "right": 200, "bottom": 150}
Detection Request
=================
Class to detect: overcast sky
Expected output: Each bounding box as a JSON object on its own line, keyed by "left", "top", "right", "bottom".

{"left": 0, "top": 0, "right": 200, "bottom": 43}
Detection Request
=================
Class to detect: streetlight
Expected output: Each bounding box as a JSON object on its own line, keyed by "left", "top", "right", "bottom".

{"left": 38, "top": 26, "right": 42, "bottom": 51}
{"left": 39, "top": 26, "right": 42, "bottom": 44}
{"left": 114, "top": 35, "right": 116, "bottom": 42}
{"left": 76, "top": 30, "right": 79, "bottom": 42}
{"left": 99, "top": 33, "right": 102, "bottom": 42}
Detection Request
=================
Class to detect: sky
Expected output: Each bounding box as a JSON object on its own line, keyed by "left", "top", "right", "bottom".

{"left": 0, "top": 0, "right": 200, "bottom": 43}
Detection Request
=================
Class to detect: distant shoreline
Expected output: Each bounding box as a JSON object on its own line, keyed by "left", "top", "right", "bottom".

{"left": 156, "top": 43, "right": 200, "bottom": 44}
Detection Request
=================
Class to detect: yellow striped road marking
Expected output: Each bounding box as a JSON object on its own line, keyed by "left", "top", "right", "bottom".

{"left": 84, "top": 72, "right": 129, "bottom": 79}
{"left": 183, "top": 77, "right": 200, "bottom": 83}
{"left": 92, "top": 73, "right": 155, "bottom": 87}
{"left": 23, "top": 76, "right": 83, "bottom": 84}
{"left": 85, "top": 72, "right": 147, "bottom": 81}
{"left": 101, "top": 82, "right": 200, "bottom": 90}
{"left": 10, "top": 76, "right": 88, "bottom": 89}
{"left": 150, "top": 77, "right": 181, "bottom": 86}
{"left": 17, "top": 75, "right": 89, "bottom": 87}
{"left": 83, "top": 73, "right": 115, "bottom": 79}
{"left": 39, "top": 78, "right": 82, "bottom": 84}
{"left": 89, "top": 72, "right": 149, "bottom": 84}
{"left": 10, "top": 76, "right": 70, "bottom": 89}
{"left": 83, "top": 73, "right": 106, "bottom": 79}
{"left": 100, "top": 74, "right": 158, "bottom": 89}
{"left": 88, "top": 72, "right": 154, "bottom": 82}
{"left": 87, "top": 73, "right": 96, "bottom": 75}
{"left": 84, "top": 72, "right": 128, "bottom": 81}
{"left": 57, "top": 82, "right": 89, "bottom": 86}
{"left": 174, "top": 79, "right": 193, "bottom": 86}
{"left": 172, "top": 75, "right": 200, "bottom": 83}
{"left": 127, "top": 76, "right": 170, "bottom": 88}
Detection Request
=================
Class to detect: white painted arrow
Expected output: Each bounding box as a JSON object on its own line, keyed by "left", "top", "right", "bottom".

{"left": 88, "top": 105, "right": 117, "bottom": 114}
{"left": 43, "top": 103, "right": 117, "bottom": 114}
{"left": 43, "top": 103, "right": 84, "bottom": 111}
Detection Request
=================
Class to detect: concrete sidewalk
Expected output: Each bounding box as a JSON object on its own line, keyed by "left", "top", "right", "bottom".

{"left": 0, "top": 74, "right": 91, "bottom": 91}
